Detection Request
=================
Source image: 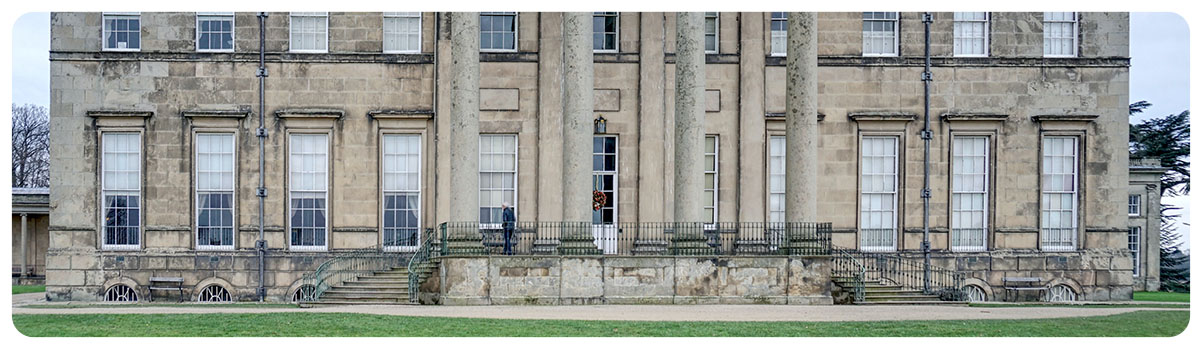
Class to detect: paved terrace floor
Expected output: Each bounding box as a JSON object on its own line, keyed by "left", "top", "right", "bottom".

{"left": 11, "top": 293, "right": 1188, "bottom": 322}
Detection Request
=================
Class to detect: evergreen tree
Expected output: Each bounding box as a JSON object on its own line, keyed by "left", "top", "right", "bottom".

{"left": 1129, "top": 101, "right": 1191, "bottom": 292}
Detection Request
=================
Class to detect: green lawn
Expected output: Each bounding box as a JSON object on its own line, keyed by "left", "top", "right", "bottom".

{"left": 1134, "top": 291, "right": 1190, "bottom": 303}
{"left": 11, "top": 310, "right": 1189, "bottom": 337}
{"left": 12, "top": 285, "right": 45, "bottom": 295}
{"left": 969, "top": 303, "right": 1189, "bottom": 309}
{"left": 21, "top": 303, "right": 298, "bottom": 309}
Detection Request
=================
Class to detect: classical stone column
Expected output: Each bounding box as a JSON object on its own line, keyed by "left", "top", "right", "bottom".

{"left": 671, "top": 12, "right": 712, "bottom": 255}
{"left": 446, "top": 12, "right": 484, "bottom": 255}
{"left": 785, "top": 12, "right": 820, "bottom": 254}
{"left": 558, "top": 12, "right": 602, "bottom": 255}
{"left": 20, "top": 213, "right": 28, "bottom": 278}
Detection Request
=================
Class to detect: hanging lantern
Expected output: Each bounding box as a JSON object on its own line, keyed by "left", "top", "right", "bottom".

{"left": 594, "top": 115, "right": 607, "bottom": 134}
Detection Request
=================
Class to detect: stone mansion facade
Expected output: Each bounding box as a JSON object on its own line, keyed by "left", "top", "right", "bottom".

{"left": 47, "top": 12, "right": 1135, "bottom": 303}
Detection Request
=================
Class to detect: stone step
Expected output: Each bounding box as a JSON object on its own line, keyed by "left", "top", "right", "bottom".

{"left": 324, "top": 288, "right": 408, "bottom": 297}
{"left": 303, "top": 300, "right": 415, "bottom": 306}
{"left": 357, "top": 275, "right": 408, "bottom": 282}
{"left": 855, "top": 300, "right": 969, "bottom": 306}
{"left": 343, "top": 280, "right": 408, "bottom": 285}
{"left": 863, "top": 295, "right": 944, "bottom": 302}
{"left": 329, "top": 285, "right": 409, "bottom": 293}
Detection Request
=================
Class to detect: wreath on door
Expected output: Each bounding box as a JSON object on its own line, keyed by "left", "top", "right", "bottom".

{"left": 593, "top": 190, "right": 607, "bottom": 211}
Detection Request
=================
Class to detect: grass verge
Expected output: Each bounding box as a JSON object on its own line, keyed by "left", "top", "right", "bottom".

{"left": 11, "top": 310, "right": 1189, "bottom": 337}
{"left": 969, "top": 303, "right": 1189, "bottom": 309}
{"left": 12, "top": 285, "right": 45, "bottom": 295}
{"left": 1133, "top": 291, "right": 1190, "bottom": 303}
{"left": 21, "top": 303, "right": 299, "bottom": 309}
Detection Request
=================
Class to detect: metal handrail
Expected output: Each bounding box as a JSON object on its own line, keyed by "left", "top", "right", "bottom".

{"left": 832, "top": 249, "right": 867, "bottom": 302}
{"left": 297, "top": 240, "right": 418, "bottom": 303}
{"left": 406, "top": 226, "right": 442, "bottom": 303}
{"left": 832, "top": 248, "right": 966, "bottom": 300}
{"left": 435, "top": 221, "right": 832, "bottom": 256}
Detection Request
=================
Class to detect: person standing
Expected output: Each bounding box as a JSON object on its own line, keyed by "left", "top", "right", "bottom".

{"left": 502, "top": 202, "right": 516, "bottom": 255}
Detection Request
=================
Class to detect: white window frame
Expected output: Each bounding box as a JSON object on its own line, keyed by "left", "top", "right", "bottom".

{"left": 194, "top": 132, "right": 237, "bottom": 251}
{"left": 953, "top": 12, "right": 989, "bottom": 57}
{"left": 195, "top": 12, "right": 235, "bottom": 52}
{"left": 704, "top": 12, "right": 719, "bottom": 54}
{"left": 862, "top": 12, "right": 900, "bottom": 57}
{"left": 769, "top": 12, "right": 787, "bottom": 57}
{"left": 704, "top": 135, "right": 719, "bottom": 224}
{"left": 479, "top": 134, "right": 518, "bottom": 227}
{"left": 592, "top": 135, "right": 619, "bottom": 226}
{"left": 288, "top": 132, "right": 331, "bottom": 251}
{"left": 381, "top": 133, "right": 422, "bottom": 252}
{"left": 100, "top": 131, "right": 143, "bottom": 250}
{"left": 1043, "top": 12, "right": 1079, "bottom": 58}
{"left": 1128, "top": 194, "right": 1141, "bottom": 217}
{"left": 950, "top": 135, "right": 990, "bottom": 252}
{"left": 383, "top": 12, "right": 422, "bottom": 54}
{"left": 289, "top": 12, "right": 329, "bottom": 53}
{"left": 480, "top": 12, "right": 518, "bottom": 52}
{"left": 102, "top": 12, "right": 141, "bottom": 52}
{"left": 859, "top": 135, "right": 900, "bottom": 252}
{"left": 593, "top": 12, "right": 619, "bottom": 53}
{"left": 767, "top": 135, "right": 786, "bottom": 222}
{"left": 1128, "top": 226, "right": 1141, "bottom": 276}
{"left": 1040, "top": 135, "right": 1080, "bottom": 251}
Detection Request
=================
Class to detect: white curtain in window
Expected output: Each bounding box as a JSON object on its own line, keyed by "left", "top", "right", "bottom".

{"left": 770, "top": 12, "right": 787, "bottom": 56}
{"left": 953, "top": 12, "right": 988, "bottom": 56}
{"left": 290, "top": 12, "right": 328, "bottom": 52}
{"left": 1043, "top": 12, "right": 1077, "bottom": 57}
{"left": 480, "top": 134, "right": 517, "bottom": 223}
{"left": 951, "top": 136, "right": 988, "bottom": 251}
{"left": 860, "top": 136, "right": 898, "bottom": 251}
{"left": 384, "top": 12, "right": 421, "bottom": 52}
{"left": 768, "top": 136, "right": 786, "bottom": 223}
{"left": 1041, "top": 136, "right": 1078, "bottom": 250}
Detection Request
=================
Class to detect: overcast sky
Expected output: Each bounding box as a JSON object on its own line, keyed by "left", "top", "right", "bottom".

{"left": 8, "top": 12, "right": 1191, "bottom": 250}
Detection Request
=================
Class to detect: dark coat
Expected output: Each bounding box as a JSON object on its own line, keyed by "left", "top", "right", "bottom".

{"left": 502, "top": 207, "right": 516, "bottom": 228}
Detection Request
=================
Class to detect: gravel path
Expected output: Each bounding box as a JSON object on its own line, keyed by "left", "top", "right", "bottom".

{"left": 11, "top": 303, "right": 1186, "bottom": 322}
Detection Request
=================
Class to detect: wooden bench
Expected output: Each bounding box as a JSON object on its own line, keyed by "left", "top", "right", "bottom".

{"left": 1002, "top": 277, "right": 1047, "bottom": 302}
{"left": 148, "top": 277, "right": 186, "bottom": 302}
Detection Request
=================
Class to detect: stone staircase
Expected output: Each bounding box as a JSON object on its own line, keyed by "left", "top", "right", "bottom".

{"left": 833, "top": 276, "right": 968, "bottom": 305}
{"left": 305, "top": 267, "right": 414, "bottom": 305}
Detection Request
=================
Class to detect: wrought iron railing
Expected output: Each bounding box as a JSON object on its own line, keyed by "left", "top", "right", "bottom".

{"left": 831, "top": 249, "right": 867, "bottom": 302}
{"left": 296, "top": 232, "right": 427, "bottom": 303}
{"left": 406, "top": 226, "right": 442, "bottom": 303}
{"left": 831, "top": 248, "right": 966, "bottom": 301}
{"left": 433, "top": 221, "right": 831, "bottom": 256}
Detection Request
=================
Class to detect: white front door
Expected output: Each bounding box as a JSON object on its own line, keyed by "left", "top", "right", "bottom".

{"left": 592, "top": 136, "right": 618, "bottom": 254}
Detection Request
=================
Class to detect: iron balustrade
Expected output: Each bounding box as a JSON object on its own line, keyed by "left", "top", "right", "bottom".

{"left": 431, "top": 221, "right": 831, "bottom": 256}
{"left": 296, "top": 228, "right": 430, "bottom": 303}
{"left": 832, "top": 249, "right": 867, "bottom": 302}
{"left": 831, "top": 248, "right": 967, "bottom": 301}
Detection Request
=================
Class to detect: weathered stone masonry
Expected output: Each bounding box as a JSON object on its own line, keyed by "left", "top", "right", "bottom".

{"left": 48, "top": 12, "right": 1132, "bottom": 302}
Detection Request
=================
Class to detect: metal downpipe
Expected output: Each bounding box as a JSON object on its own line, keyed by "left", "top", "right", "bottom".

{"left": 920, "top": 12, "right": 933, "bottom": 293}
{"left": 255, "top": 12, "right": 269, "bottom": 302}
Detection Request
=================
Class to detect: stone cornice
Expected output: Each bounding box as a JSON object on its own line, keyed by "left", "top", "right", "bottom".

{"left": 768, "top": 55, "right": 1130, "bottom": 68}
{"left": 765, "top": 112, "right": 825, "bottom": 122}
{"left": 50, "top": 51, "right": 434, "bottom": 64}
{"left": 848, "top": 111, "right": 917, "bottom": 122}
{"left": 940, "top": 113, "right": 1009, "bottom": 122}
{"left": 274, "top": 108, "right": 344, "bottom": 119}
{"left": 1031, "top": 114, "right": 1099, "bottom": 123}
{"left": 51, "top": 50, "right": 1131, "bottom": 68}
{"left": 181, "top": 108, "right": 251, "bottom": 119}
{"left": 368, "top": 109, "right": 435, "bottom": 119}
{"left": 86, "top": 110, "right": 154, "bottom": 118}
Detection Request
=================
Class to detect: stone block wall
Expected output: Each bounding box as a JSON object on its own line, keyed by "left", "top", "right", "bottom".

{"left": 432, "top": 256, "right": 833, "bottom": 305}
{"left": 929, "top": 250, "right": 1133, "bottom": 301}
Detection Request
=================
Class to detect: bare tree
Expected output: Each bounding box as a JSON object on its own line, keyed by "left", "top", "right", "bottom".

{"left": 12, "top": 103, "right": 50, "bottom": 188}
